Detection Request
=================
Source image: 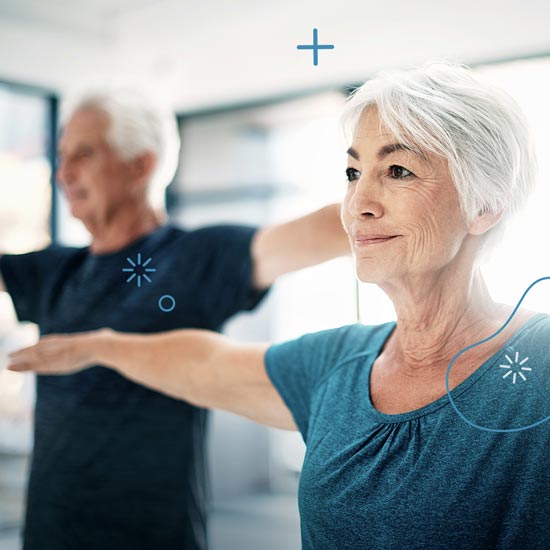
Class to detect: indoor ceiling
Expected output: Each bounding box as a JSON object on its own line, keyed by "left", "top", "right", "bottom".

{"left": 0, "top": 0, "right": 548, "bottom": 111}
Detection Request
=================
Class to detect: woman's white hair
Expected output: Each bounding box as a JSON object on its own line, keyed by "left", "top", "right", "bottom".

{"left": 342, "top": 61, "right": 537, "bottom": 256}
{"left": 63, "top": 87, "right": 181, "bottom": 210}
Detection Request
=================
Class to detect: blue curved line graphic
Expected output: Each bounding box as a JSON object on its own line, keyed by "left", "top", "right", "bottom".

{"left": 446, "top": 276, "right": 550, "bottom": 433}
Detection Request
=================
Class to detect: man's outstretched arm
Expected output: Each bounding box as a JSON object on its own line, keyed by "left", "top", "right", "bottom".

{"left": 251, "top": 203, "right": 349, "bottom": 289}
{"left": 0, "top": 255, "right": 5, "bottom": 293}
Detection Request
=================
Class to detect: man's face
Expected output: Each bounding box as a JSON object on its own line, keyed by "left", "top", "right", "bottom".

{"left": 56, "top": 108, "right": 141, "bottom": 224}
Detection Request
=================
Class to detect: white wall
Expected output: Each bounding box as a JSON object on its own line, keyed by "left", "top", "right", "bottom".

{"left": 0, "top": 17, "right": 113, "bottom": 95}
{"left": 0, "top": 0, "right": 549, "bottom": 109}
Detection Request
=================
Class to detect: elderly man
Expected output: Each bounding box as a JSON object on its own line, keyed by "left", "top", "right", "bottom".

{"left": 0, "top": 89, "right": 348, "bottom": 550}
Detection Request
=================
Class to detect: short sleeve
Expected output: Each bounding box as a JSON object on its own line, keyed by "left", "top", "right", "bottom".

{"left": 193, "top": 225, "right": 269, "bottom": 328}
{"left": 0, "top": 247, "right": 74, "bottom": 324}
{"left": 265, "top": 325, "right": 369, "bottom": 442}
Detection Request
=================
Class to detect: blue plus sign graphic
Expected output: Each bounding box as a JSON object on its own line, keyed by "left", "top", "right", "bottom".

{"left": 297, "top": 28, "right": 334, "bottom": 66}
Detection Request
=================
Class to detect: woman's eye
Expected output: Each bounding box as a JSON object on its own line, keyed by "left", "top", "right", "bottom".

{"left": 345, "top": 167, "right": 360, "bottom": 182}
{"left": 389, "top": 165, "right": 414, "bottom": 179}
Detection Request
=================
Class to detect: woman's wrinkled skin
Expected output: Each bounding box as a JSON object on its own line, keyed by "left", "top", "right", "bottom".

{"left": 341, "top": 108, "right": 534, "bottom": 413}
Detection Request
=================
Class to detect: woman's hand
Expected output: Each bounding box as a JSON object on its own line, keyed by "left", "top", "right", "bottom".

{"left": 7, "top": 327, "right": 296, "bottom": 431}
{"left": 7, "top": 330, "right": 111, "bottom": 375}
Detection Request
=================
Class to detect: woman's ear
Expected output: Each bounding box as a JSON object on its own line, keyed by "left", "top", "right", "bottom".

{"left": 468, "top": 210, "right": 503, "bottom": 236}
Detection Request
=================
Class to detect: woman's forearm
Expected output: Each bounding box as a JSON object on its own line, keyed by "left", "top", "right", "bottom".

{"left": 92, "top": 329, "right": 228, "bottom": 406}
{"left": 8, "top": 329, "right": 290, "bottom": 429}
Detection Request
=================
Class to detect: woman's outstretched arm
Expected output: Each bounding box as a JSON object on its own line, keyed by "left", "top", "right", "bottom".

{"left": 7, "top": 329, "right": 296, "bottom": 431}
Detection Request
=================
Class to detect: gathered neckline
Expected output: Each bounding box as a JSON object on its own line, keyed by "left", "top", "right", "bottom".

{"left": 364, "top": 312, "right": 549, "bottom": 424}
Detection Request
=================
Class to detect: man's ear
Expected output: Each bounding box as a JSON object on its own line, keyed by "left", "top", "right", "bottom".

{"left": 468, "top": 210, "right": 504, "bottom": 236}
{"left": 131, "top": 151, "right": 157, "bottom": 184}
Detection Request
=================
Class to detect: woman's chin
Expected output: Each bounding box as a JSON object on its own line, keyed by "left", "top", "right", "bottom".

{"left": 355, "top": 269, "right": 386, "bottom": 285}
{"left": 354, "top": 261, "right": 395, "bottom": 285}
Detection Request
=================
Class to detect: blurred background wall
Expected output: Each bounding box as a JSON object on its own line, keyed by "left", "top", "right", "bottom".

{"left": 0, "top": 1, "right": 549, "bottom": 548}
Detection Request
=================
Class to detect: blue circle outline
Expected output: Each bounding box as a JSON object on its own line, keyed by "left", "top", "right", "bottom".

{"left": 158, "top": 294, "right": 176, "bottom": 313}
{"left": 446, "top": 276, "right": 550, "bottom": 433}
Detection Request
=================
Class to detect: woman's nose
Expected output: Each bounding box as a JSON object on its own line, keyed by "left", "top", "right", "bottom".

{"left": 347, "top": 176, "right": 384, "bottom": 219}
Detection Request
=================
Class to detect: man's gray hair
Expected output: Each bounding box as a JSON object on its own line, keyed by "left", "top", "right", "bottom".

{"left": 65, "top": 88, "right": 181, "bottom": 210}
{"left": 342, "top": 61, "right": 537, "bottom": 255}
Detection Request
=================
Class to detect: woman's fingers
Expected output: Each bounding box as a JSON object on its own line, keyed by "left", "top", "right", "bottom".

{"left": 6, "top": 358, "right": 32, "bottom": 372}
{"left": 8, "top": 343, "right": 54, "bottom": 373}
{"left": 8, "top": 344, "right": 41, "bottom": 371}
{"left": 7, "top": 336, "right": 84, "bottom": 375}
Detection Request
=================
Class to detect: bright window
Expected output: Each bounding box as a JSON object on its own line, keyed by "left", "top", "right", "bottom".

{"left": 0, "top": 83, "right": 54, "bottom": 454}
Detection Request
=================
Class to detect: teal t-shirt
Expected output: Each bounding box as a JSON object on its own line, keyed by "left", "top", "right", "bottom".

{"left": 265, "top": 313, "right": 550, "bottom": 550}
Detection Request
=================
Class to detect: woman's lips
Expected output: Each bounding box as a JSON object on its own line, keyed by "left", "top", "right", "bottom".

{"left": 354, "top": 235, "right": 400, "bottom": 246}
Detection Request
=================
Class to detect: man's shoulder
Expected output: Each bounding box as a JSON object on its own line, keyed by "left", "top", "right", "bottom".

{"left": 2, "top": 243, "right": 83, "bottom": 263}
{"left": 173, "top": 224, "right": 258, "bottom": 263}
{"left": 159, "top": 223, "right": 254, "bottom": 249}
{"left": 183, "top": 223, "right": 257, "bottom": 241}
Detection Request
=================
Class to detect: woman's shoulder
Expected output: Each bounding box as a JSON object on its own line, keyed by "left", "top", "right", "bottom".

{"left": 494, "top": 311, "right": 550, "bottom": 385}
{"left": 517, "top": 311, "right": 550, "bottom": 344}
{"left": 266, "top": 321, "right": 395, "bottom": 390}
{"left": 281, "top": 321, "right": 395, "bottom": 363}
{"left": 333, "top": 321, "right": 395, "bottom": 347}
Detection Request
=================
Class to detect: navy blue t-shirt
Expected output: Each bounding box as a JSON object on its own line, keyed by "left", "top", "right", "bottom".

{"left": 266, "top": 314, "right": 550, "bottom": 550}
{"left": 0, "top": 224, "right": 268, "bottom": 550}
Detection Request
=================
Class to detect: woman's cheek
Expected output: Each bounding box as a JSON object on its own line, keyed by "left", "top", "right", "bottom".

{"left": 340, "top": 189, "right": 354, "bottom": 229}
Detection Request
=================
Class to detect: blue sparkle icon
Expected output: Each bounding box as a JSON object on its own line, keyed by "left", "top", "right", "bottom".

{"left": 499, "top": 350, "right": 531, "bottom": 384}
{"left": 297, "top": 28, "right": 334, "bottom": 66}
{"left": 122, "top": 253, "right": 157, "bottom": 288}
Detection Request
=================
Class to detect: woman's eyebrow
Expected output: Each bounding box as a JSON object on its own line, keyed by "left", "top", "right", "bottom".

{"left": 346, "top": 147, "right": 360, "bottom": 160}
{"left": 377, "top": 143, "right": 416, "bottom": 159}
{"left": 346, "top": 143, "right": 429, "bottom": 162}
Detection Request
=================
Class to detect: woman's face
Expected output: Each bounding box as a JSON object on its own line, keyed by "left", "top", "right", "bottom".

{"left": 341, "top": 107, "right": 469, "bottom": 285}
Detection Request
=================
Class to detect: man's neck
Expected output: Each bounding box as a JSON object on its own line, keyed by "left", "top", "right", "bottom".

{"left": 87, "top": 207, "right": 166, "bottom": 255}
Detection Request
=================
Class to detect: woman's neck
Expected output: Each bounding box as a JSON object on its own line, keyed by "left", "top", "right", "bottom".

{"left": 380, "top": 264, "right": 506, "bottom": 376}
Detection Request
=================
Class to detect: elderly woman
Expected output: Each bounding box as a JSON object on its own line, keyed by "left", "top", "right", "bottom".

{"left": 8, "top": 62, "right": 550, "bottom": 549}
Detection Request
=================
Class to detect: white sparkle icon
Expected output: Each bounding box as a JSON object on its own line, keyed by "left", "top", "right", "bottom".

{"left": 499, "top": 351, "right": 531, "bottom": 384}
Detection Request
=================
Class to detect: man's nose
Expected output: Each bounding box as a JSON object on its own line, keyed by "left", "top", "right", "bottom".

{"left": 56, "top": 158, "right": 73, "bottom": 185}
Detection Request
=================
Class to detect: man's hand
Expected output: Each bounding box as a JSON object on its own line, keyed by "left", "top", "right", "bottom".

{"left": 7, "top": 330, "right": 108, "bottom": 375}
